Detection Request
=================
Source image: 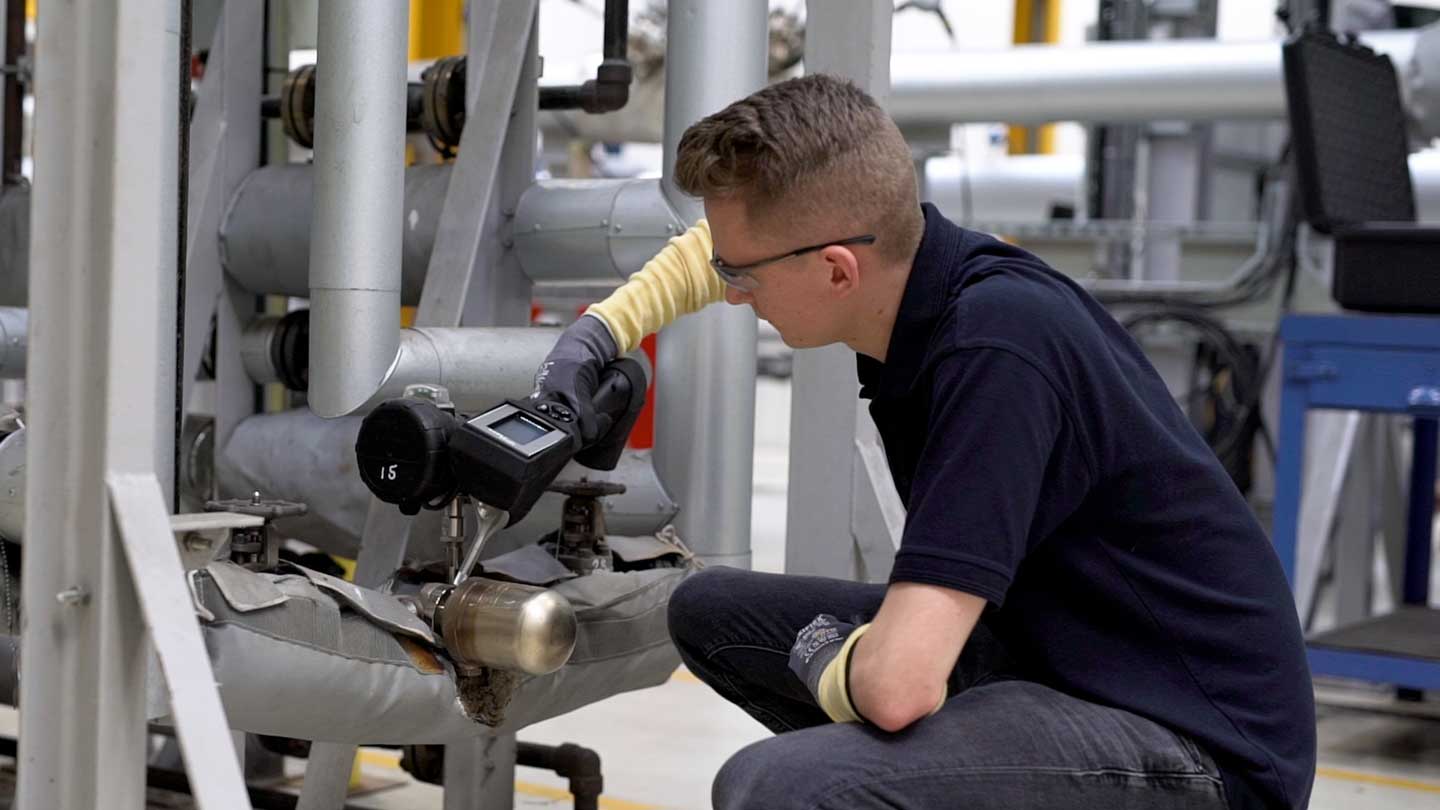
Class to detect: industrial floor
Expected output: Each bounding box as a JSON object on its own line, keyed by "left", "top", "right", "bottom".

{"left": 3, "top": 379, "right": 1440, "bottom": 808}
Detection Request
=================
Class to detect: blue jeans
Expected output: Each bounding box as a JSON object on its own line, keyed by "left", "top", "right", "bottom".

{"left": 668, "top": 567, "right": 1231, "bottom": 810}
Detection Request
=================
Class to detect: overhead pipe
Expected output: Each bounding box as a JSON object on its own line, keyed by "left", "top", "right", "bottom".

{"left": 889, "top": 30, "right": 1416, "bottom": 126}
{"left": 307, "top": 1, "right": 409, "bottom": 418}
{"left": 527, "top": 30, "right": 1423, "bottom": 144}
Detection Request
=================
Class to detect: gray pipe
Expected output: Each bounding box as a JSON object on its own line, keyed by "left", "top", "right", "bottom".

{"left": 307, "top": 1, "right": 408, "bottom": 418}
{"left": 223, "top": 167, "right": 676, "bottom": 297}
{"left": 242, "top": 320, "right": 560, "bottom": 412}
{"left": 889, "top": 30, "right": 1416, "bottom": 127}
{"left": 0, "top": 307, "right": 25, "bottom": 379}
{"left": 363, "top": 327, "right": 559, "bottom": 412}
{"left": 221, "top": 164, "right": 448, "bottom": 305}
{"left": 0, "top": 428, "right": 22, "bottom": 543}
{"left": 654, "top": 0, "right": 767, "bottom": 569}
{"left": 512, "top": 178, "right": 687, "bottom": 285}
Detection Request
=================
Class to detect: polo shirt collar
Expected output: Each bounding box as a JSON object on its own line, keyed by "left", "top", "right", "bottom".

{"left": 857, "top": 203, "right": 965, "bottom": 400}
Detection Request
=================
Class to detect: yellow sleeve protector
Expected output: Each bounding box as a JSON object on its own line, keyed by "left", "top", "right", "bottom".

{"left": 812, "top": 624, "right": 949, "bottom": 725}
{"left": 585, "top": 219, "right": 726, "bottom": 353}
{"left": 816, "top": 623, "right": 872, "bottom": 724}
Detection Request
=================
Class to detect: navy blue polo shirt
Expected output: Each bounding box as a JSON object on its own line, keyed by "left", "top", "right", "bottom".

{"left": 859, "top": 204, "right": 1315, "bottom": 809}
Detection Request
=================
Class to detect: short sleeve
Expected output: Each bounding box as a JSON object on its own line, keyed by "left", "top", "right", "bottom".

{"left": 889, "top": 347, "right": 1089, "bottom": 606}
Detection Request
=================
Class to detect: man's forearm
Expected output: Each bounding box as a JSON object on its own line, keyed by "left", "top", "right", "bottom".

{"left": 848, "top": 583, "right": 987, "bottom": 732}
{"left": 587, "top": 220, "right": 724, "bottom": 353}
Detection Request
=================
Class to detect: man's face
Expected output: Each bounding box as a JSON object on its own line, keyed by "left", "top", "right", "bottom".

{"left": 703, "top": 196, "right": 850, "bottom": 349}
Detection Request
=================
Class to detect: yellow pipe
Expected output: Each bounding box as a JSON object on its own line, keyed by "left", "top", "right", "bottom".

{"left": 409, "top": 0, "right": 465, "bottom": 61}
{"left": 1009, "top": 0, "right": 1061, "bottom": 155}
{"left": 1037, "top": 0, "right": 1061, "bottom": 153}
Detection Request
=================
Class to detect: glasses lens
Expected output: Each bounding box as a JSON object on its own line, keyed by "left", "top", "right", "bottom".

{"left": 712, "top": 261, "right": 758, "bottom": 291}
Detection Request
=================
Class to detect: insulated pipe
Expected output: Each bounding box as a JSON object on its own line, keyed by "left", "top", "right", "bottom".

{"left": 925, "top": 154, "right": 1084, "bottom": 222}
{"left": 512, "top": 178, "right": 687, "bottom": 284}
{"left": 888, "top": 30, "right": 1417, "bottom": 126}
{"left": 307, "top": 2, "right": 409, "bottom": 418}
{"left": 656, "top": 0, "right": 768, "bottom": 568}
{"left": 222, "top": 167, "right": 670, "bottom": 297}
{"left": 242, "top": 321, "right": 560, "bottom": 413}
{"left": 221, "top": 164, "right": 449, "bottom": 305}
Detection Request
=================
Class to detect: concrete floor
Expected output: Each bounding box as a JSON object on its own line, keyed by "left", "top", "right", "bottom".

{"left": 5, "top": 379, "right": 1440, "bottom": 808}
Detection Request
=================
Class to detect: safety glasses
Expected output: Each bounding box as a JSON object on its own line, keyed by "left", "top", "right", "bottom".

{"left": 710, "top": 234, "right": 877, "bottom": 291}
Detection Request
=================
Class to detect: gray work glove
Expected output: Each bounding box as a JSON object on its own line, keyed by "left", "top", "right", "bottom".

{"left": 788, "top": 614, "right": 869, "bottom": 723}
{"left": 532, "top": 314, "right": 619, "bottom": 445}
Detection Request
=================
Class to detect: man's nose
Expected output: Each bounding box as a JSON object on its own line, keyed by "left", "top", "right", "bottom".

{"left": 724, "top": 286, "right": 752, "bottom": 306}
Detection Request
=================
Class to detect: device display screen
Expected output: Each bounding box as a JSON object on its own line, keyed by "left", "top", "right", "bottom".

{"left": 490, "top": 412, "right": 551, "bottom": 447}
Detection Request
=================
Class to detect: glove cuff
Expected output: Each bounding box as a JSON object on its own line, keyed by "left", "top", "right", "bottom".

{"left": 816, "top": 623, "right": 870, "bottom": 724}
{"left": 578, "top": 311, "right": 621, "bottom": 361}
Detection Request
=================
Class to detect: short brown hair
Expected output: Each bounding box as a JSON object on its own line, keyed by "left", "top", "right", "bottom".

{"left": 674, "top": 74, "right": 924, "bottom": 264}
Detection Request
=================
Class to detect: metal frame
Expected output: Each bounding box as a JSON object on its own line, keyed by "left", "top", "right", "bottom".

{"left": 184, "top": 2, "right": 264, "bottom": 450}
{"left": 785, "top": 0, "right": 904, "bottom": 582}
{"left": 17, "top": 0, "right": 247, "bottom": 807}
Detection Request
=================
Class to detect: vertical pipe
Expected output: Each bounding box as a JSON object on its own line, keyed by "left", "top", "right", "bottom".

{"left": 602, "top": 0, "right": 628, "bottom": 60}
{"left": 174, "top": 0, "right": 191, "bottom": 511}
{"left": 1404, "top": 417, "right": 1437, "bottom": 606}
{"left": 656, "top": 0, "right": 768, "bottom": 568}
{"left": 307, "top": 0, "right": 407, "bottom": 418}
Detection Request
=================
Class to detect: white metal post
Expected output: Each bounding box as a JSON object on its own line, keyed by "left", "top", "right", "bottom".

{"left": 656, "top": 0, "right": 769, "bottom": 569}
{"left": 785, "top": 0, "right": 903, "bottom": 581}
{"left": 19, "top": 1, "right": 247, "bottom": 808}
{"left": 17, "top": 0, "right": 165, "bottom": 804}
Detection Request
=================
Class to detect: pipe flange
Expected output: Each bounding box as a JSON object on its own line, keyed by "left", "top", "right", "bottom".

{"left": 281, "top": 64, "right": 317, "bottom": 149}
{"left": 420, "top": 55, "right": 466, "bottom": 151}
{"left": 270, "top": 308, "right": 310, "bottom": 392}
{"left": 548, "top": 479, "right": 626, "bottom": 498}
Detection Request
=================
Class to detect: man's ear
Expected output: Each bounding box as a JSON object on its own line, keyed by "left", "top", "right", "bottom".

{"left": 820, "top": 245, "right": 861, "bottom": 298}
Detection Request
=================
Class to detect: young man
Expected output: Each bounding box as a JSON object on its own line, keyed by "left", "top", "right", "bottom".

{"left": 533, "top": 74, "right": 1315, "bottom": 810}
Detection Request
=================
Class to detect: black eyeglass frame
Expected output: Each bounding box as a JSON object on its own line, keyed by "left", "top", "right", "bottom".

{"left": 709, "top": 234, "right": 877, "bottom": 285}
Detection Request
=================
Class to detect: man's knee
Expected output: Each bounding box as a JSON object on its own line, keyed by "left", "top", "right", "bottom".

{"left": 713, "top": 735, "right": 827, "bottom": 810}
{"left": 666, "top": 566, "right": 751, "bottom": 650}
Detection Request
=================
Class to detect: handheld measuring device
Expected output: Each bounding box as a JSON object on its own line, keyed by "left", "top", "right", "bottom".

{"left": 354, "top": 357, "right": 648, "bottom": 525}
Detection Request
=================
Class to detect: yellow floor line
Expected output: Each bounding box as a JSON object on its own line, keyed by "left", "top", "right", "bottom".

{"left": 357, "top": 749, "right": 663, "bottom": 810}
{"left": 670, "top": 668, "right": 702, "bottom": 685}
{"left": 1317, "top": 766, "right": 1440, "bottom": 794}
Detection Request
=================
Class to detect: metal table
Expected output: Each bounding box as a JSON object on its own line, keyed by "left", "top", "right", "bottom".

{"left": 1274, "top": 313, "right": 1440, "bottom": 687}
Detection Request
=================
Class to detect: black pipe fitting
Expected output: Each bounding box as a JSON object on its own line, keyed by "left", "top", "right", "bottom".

{"left": 538, "top": 0, "right": 632, "bottom": 115}
{"left": 266, "top": 66, "right": 428, "bottom": 149}
{"left": 269, "top": 308, "right": 310, "bottom": 392}
{"left": 517, "top": 741, "right": 604, "bottom": 810}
